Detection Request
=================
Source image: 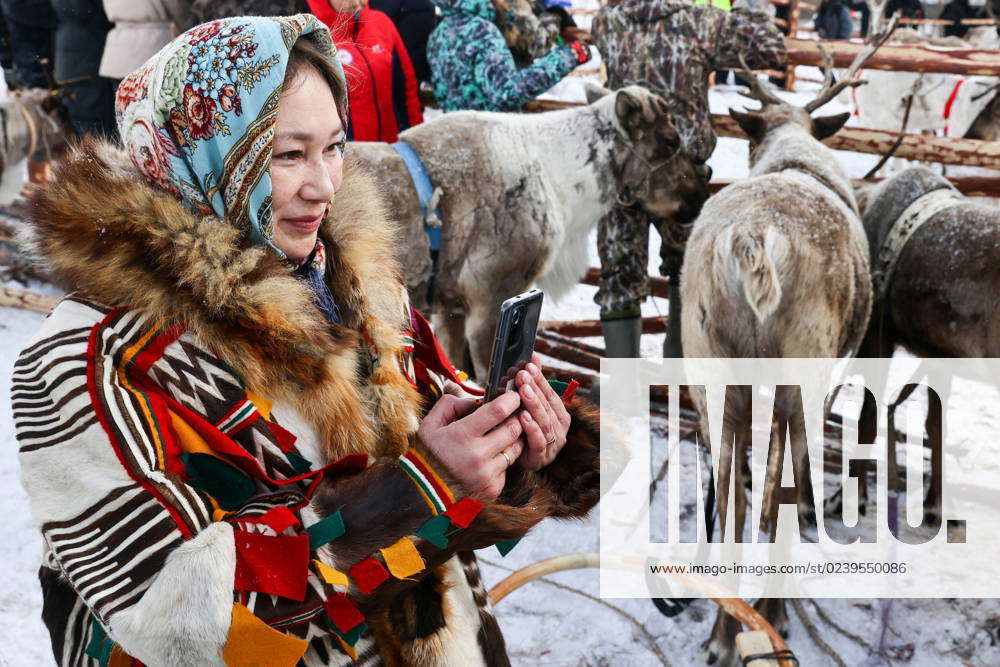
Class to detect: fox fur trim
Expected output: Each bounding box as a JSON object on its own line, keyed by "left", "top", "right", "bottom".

{"left": 24, "top": 138, "right": 422, "bottom": 459}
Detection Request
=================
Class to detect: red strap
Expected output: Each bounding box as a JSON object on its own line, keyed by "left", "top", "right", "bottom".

{"left": 234, "top": 532, "right": 310, "bottom": 601}
{"left": 943, "top": 79, "right": 964, "bottom": 135}
{"left": 408, "top": 307, "right": 484, "bottom": 396}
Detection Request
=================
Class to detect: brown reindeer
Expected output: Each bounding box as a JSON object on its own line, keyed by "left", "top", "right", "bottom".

{"left": 849, "top": 166, "right": 1000, "bottom": 526}
{"left": 349, "top": 85, "right": 707, "bottom": 380}
{"left": 679, "top": 24, "right": 898, "bottom": 665}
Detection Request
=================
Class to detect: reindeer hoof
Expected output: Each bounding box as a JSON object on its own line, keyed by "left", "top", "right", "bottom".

{"left": 699, "top": 642, "right": 719, "bottom": 665}
{"left": 700, "top": 638, "right": 737, "bottom": 666}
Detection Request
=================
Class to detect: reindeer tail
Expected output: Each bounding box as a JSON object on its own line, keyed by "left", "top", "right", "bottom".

{"left": 723, "top": 227, "right": 785, "bottom": 323}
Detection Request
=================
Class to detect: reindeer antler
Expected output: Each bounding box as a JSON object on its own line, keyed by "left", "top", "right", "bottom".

{"left": 803, "top": 0, "right": 899, "bottom": 113}
{"left": 738, "top": 53, "right": 784, "bottom": 107}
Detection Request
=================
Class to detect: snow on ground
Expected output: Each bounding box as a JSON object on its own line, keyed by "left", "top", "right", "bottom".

{"left": 3, "top": 75, "right": 1000, "bottom": 667}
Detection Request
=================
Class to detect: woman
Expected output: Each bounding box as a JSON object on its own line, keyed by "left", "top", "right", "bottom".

{"left": 307, "top": 0, "right": 424, "bottom": 142}
{"left": 427, "top": 0, "right": 590, "bottom": 112}
{"left": 16, "top": 14, "right": 599, "bottom": 665}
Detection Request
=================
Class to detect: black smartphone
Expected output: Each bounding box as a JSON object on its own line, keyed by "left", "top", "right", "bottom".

{"left": 484, "top": 290, "right": 544, "bottom": 402}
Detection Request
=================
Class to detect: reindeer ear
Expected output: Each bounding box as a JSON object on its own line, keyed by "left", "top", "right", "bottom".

{"left": 615, "top": 90, "right": 646, "bottom": 140}
{"left": 729, "top": 108, "right": 766, "bottom": 143}
{"left": 584, "top": 82, "right": 612, "bottom": 104}
{"left": 812, "top": 112, "right": 850, "bottom": 140}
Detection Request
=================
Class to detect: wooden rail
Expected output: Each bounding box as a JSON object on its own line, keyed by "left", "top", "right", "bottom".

{"left": 713, "top": 113, "right": 1000, "bottom": 168}
{"left": 709, "top": 176, "right": 1000, "bottom": 197}
{"left": 580, "top": 266, "right": 671, "bottom": 299}
{"left": 787, "top": 37, "right": 1000, "bottom": 76}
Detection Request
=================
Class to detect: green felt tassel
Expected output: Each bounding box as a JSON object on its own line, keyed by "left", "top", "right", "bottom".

{"left": 416, "top": 515, "right": 452, "bottom": 548}
{"left": 547, "top": 380, "right": 569, "bottom": 396}
{"left": 327, "top": 616, "right": 368, "bottom": 646}
{"left": 496, "top": 538, "right": 521, "bottom": 557}
{"left": 181, "top": 453, "right": 256, "bottom": 511}
{"left": 307, "top": 510, "right": 345, "bottom": 551}
{"left": 285, "top": 451, "right": 313, "bottom": 475}
{"left": 84, "top": 619, "right": 114, "bottom": 667}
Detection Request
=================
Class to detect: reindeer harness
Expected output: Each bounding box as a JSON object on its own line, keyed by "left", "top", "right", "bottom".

{"left": 391, "top": 140, "right": 445, "bottom": 305}
{"left": 872, "top": 186, "right": 965, "bottom": 300}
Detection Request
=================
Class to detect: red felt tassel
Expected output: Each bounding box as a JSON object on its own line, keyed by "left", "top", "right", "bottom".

{"left": 325, "top": 592, "right": 365, "bottom": 632}
{"left": 443, "top": 497, "right": 483, "bottom": 528}
{"left": 562, "top": 379, "right": 580, "bottom": 404}
{"left": 267, "top": 420, "right": 298, "bottom": 453}
{"left": 234, "top": 532, "right": 309, "bottom": 601}
{"left": 349, "top": 557, "right": 390, "bottom": 594}
{"left": 241, "top": 506, "right": 299, "bottom": 535}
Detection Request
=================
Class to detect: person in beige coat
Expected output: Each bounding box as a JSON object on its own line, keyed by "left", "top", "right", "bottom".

{"left": 99, "top": 0, "right": 193, "bottom": 79}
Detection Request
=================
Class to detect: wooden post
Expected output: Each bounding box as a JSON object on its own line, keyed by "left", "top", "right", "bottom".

{"left": 785, "top": 0, "right": 801, "bottom": 90}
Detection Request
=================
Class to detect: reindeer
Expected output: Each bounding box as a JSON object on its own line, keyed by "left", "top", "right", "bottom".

{"left": 679, "top": 23, "right": 897, "bottom": 664}
{"left": 350, "top": 85, "right": 707, "bottom": 379}
{"left": 846, "top": 166, "right": 1000, "bottom": 527}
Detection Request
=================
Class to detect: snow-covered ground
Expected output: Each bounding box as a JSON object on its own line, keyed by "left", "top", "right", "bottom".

{"left": 3, "top": 70, "right": 1000, "bottom": 666}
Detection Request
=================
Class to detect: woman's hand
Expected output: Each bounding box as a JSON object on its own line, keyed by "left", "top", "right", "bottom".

{"left": 514, "top": 353, "right": 571, "bottom": 471}
{"left": 417, "top": 391, "right": 525, "bottom": 501}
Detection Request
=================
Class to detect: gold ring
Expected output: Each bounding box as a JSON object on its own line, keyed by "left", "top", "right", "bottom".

{"left": 545, "top": 434, "right": 557, "bottom": 447}
{"left": 501, "top": 450, "right": 512, "bottom": 467}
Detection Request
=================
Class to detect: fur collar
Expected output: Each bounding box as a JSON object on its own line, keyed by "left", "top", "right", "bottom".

{"left": 25, "top": 138, "right": 422, "bottom": 461}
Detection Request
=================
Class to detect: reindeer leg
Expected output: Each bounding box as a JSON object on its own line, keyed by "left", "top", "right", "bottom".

{"left": 465, "top": 291, "right": 509, "bottom": 383}
{"left": 924, "top": 378, "right": 945, "bottom": 525}
{"left": 702, "top": 424, "right": 749, "bottom": 667}
{"left": 760, "top": 418, "right": 784, "bottom": 534}
{"left": 753, "top": 598, "right": 791, "bottom": 640}
{"left": 431, "top": 290, "right": 471, "bottom": 379}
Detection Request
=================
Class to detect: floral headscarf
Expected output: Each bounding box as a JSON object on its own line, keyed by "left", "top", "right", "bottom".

{"left": 115, "top": 14, "right": 349, "bottom": 257}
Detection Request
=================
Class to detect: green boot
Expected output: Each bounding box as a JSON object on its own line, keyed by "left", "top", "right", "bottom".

{"left": 601, "top": 314, "right": 642, "bottom": 358}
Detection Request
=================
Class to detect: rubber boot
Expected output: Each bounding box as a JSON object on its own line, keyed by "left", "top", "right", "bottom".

{"left": 589, "top": 315, "right": 642, "bottom": 404}
{"left": 601, "top": 315, "right": 642, "bottom": 358}
{"left": 663, "top": 269, "right": 683, "bottom": 359}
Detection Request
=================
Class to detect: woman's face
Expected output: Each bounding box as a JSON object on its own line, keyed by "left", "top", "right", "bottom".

{"left": 270, "top": 67, "right": 345, "bottom": 263}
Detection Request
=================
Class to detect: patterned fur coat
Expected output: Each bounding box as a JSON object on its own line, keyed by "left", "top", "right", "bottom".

{"left": 14, "top": 140, "right": 601, "bottom": 666}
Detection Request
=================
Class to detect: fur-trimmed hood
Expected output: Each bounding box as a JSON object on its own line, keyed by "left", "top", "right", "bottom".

{"left": 25, "top": 138, "right": 423, "bottom": 460}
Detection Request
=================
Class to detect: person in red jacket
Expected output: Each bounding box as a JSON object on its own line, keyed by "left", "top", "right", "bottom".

{"left": 307, "top": 0, "right": 424, "bottom": 142}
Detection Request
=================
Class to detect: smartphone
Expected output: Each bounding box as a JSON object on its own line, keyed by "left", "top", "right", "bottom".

{"left": 484, "top": 290, "right": 544, "bottom": 402}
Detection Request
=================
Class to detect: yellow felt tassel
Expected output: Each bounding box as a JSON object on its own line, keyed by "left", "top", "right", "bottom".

{"left": 314, "top": 559, "right": 350, "bottom": 589}
{"left": 223, "top": 602, "right": 308, "bottom": 667}
{"left": 381, "top": 537, "right": 425, "bottom": 579}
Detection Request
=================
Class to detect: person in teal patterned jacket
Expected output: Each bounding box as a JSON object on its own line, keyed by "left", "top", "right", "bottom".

{"left": 428, "top": 0, "right": 590, "bottom": 112}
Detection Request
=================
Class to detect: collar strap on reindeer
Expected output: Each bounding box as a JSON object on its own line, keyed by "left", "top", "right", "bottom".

{"left": 391, "top": 141, "right": 443, "bottom": 250}
{"left": 872, "top": 186, "right": 964, "bottom": 301}
{"left": 392, "top": 140, "right": 444, "bottom": 307}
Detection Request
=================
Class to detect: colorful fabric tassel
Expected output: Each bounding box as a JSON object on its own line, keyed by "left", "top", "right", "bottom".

{"left": 313, "top": 559, "right": 349, "bottom": 588}
{"left": 381, "top": 537, "right": 425, "bottom": 579}
{"left": 85, "top": 619, "right": 114, "bottom": 667}
{"left": 496, "top": 538, "right": 521, "bottom": 557}
{"left": 415, "top": 515, "right": 452, "bottom": 548}
{"left": 443, "top": 497, "right": 483, "bottom": 528}
{"left": 234, "top": 531, "right": 310, "bottom": 601}
{"left": 306, "top": 510, "right": 345, "bottom": 551}
{"left": 223, "top": 602, "right": 309, "bottom": 666}
{"left": 350, "top": 557, "right": 390, "bottom": 594}
{"left": 324, "top": 592, "right": 365, "bottom": 632}
{"left": 242, "top": 506, "right": 299, "bottom": 535}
